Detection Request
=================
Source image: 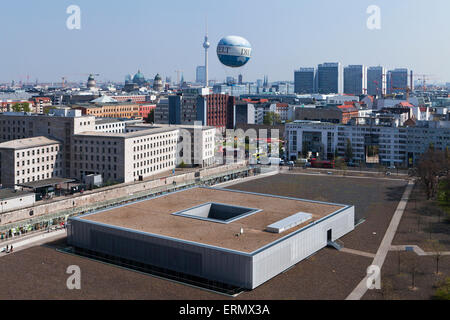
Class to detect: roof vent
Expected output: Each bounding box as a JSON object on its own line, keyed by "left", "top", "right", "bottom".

{"left": 266, "top": 212, "right": 312, "bottom": 234}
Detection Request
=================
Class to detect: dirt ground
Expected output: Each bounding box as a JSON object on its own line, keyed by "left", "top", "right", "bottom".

{"left": 0, "top": 173, "right": 413, "bottom": 300}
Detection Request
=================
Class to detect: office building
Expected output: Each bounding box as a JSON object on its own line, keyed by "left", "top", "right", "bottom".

{"left": 317, "top": 63, "right": 343, "bottom": 94}
{"left": 0, "top": 137, "right": 63, "bottom": 188}
{"left": 196, "top": 66, "right": 206, "bottom": 84}
{"left": 344, "top": 65, "right": 367, "bottom": 95}
{"left": 388, "top": 68, "right": 408, "bottom": 94}
{"left": 367, "top": 66, "right": 386, "bottom": 97}
{"left": 294, "top": 68, "right": 315, "bottom": 94}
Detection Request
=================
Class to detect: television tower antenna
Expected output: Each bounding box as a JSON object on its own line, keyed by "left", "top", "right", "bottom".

{"left": 203, "top": 16, "right": 210, "bottom": 88}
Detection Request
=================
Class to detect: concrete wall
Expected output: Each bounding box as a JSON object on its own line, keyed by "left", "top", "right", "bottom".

{"left": 67, "top": 218, "right": 253, "bottom": 288}
{"left": 251, "top": 205, "right": 354, "bottom": 289}
{"left": 0, "top": 193, "right": 35, "bottom": 214}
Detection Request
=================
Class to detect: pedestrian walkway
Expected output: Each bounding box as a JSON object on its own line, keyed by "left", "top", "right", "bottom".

{"left": 390, "top": 244, "right": 450, "bottom": 256}
{"left": 346, "top": 180, "right": 415, "bottom": 300}
{"left": 215, "top": 168, "right": 279, "bottom": 188}
{"left": 0, "top": 229, "right": 66, "bottom": 257}
{"left": 340, "top": 248, "right": 376, "bottom": 259}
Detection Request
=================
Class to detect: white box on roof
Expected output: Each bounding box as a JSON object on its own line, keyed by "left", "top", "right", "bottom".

{"left": 266, "top": 212, "right": 313, "bottom": 233}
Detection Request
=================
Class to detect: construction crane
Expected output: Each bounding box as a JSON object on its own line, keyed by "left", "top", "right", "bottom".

{"left": 411, "top": 74, "right": 436, "bottom": 92}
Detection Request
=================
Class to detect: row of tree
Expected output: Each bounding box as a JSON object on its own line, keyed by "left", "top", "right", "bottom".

{"left": 414, "top": 145, "right": 450, "bottom": 200}
{"left": 11, "top": 102, "right": 31, "bottom": 112}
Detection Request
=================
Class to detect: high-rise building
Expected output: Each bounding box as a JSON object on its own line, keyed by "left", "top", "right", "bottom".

{"left": 317, "top": 63, "right": 343, "bottom": 94}
{"left": 344, "top": 65, "right": 367, "bottom": 95}
{"left": 367, "top": 66, "right": 386, "bottom": 97}
{"left": 387, "top": 68, "right": 408, "bottom": 94}
{"left": 294, "top": 68, "right": 315, "bottom": 94}
{"left": 226, "top": 76, "right": 235, "bottom": 85}
{"left": 196, "top": 66, "right": 206, "bottom": 84}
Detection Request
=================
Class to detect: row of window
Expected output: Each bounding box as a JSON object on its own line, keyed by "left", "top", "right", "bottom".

{"left": 16, "top": 155, "right": 60, "bottom": 167}
{"left": 16, "top": 162, "right": 60, "bottom": 176}
{"left": 16, "top": 146, "right": 59, "bottom": 159}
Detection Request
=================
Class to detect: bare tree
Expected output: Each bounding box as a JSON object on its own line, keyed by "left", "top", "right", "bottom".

{"left": 428, "top": 239, "right": 444, "bottom": 275}
{"left": 406, "top": 253, "right": 419, "bottom": 291}
{"left": 415, "top": 146, "right": 450, "bottom": 200}
{"left": 381, "top": 279, "right": 396, "bottom": 300}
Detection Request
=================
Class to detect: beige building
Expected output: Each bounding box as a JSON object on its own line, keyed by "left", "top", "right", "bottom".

{"left": 0, "top": 109, "right": 96, "bottom": 177}
{"left": 0, "top": 110, "right": 216, "bottom": 186}
{"left": 127, "top": 124, "right": 216, "bottom": 168}
{"left": 73, "top": 127, "right": 178, "bottom": 183}
{"left": 0, "top": 137, "right": 63, "bottom": 188}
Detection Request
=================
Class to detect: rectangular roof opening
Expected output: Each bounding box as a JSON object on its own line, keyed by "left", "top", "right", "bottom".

{"left": 172, "top": 202, "right": 260, "bottom": 224}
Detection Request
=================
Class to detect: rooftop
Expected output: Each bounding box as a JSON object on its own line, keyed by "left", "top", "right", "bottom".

{"left": 129, "top": 124, "right": 216, "bottom": 131}
{"left": 0, "top": 189, "right": 34, "bottom": 201}
{"left": 0, "top": 136, "right": 60, "bottom": 150}
{"left": 17, "top": 177, "right": 75, "bottom": 189}
{"left": 76, "top": 126, "right": 178, "bottom": 138}
{"left": 79, "top": 187, "right": 348, "bottom": 253}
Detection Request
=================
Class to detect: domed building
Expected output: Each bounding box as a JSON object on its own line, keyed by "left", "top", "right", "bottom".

{"left": 153, "top": 73, "right": 163, "bottom": 92}
{"left": 87, "top": 74, "right": 97, "bottom": 90}
{"left": 132, "top": 70, "right": 146, "bottom": 86}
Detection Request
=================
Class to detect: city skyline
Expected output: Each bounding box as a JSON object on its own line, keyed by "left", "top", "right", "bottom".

{"left": 1, "top": 0, "right": 450, "bottom": 84}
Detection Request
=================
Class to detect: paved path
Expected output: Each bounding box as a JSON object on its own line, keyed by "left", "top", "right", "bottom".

{"left": 0, "top": 229, "right": 66, "bottom": 257}
{"left": 390, "top": 245, "right": 450, "bottom": 256}
{"left": 215, "top": 169, "right": 279, "bottom": 188}
{"left": 283, "top": 171, "right": 408, "bottom": 182}
{"left": 340, "top": 248, "right": 376, "bottom": 259}
{"left": 346, "top": 180, "right": 415, "bottom": 300}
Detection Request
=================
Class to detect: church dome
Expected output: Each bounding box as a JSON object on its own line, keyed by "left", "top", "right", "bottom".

{"left": 133, "top": 70, "right": 146, "bottom": 85}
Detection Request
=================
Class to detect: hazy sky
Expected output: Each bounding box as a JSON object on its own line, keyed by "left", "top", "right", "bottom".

{"left": 1, "top": 0, "right": 449, "bottom": 84}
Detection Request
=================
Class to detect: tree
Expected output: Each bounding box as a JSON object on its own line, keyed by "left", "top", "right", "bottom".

{"left": 427, "top": 239, "right": 444, "bottom": 275}
{"left": 415, "top": 146, "right": 450, "bottom": 200}
{"left": 406, "top": 252, "right": 419, "bottom": 291}
{"left": 263, "top": 112, "right": 281, "bottom": 126}
{"left": 144, "top": 109, "right": 155, "bottom": 123}
{"left": 381, "top": 279, "right": 395, "bottom": 300}
{"left": 434, "top": 277, "right": 450, "bottom": 300}
{"left": 11, "top": 102, "right": 31, "bottom": 112}
{"left": 345, "top": 138, "right": 353, "bottom": 162}
{"left": 335, "top": 157, "right": 347, "bottom": 174}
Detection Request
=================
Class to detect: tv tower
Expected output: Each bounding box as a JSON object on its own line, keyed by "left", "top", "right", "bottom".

{"left": 202, "top": 19, "right": 210, "bottom": 88}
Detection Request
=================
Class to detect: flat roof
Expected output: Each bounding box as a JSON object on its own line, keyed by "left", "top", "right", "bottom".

{"left": 79, "top": 187, "right": 348, "bottom": 253}
{"left": 130, "top": 124, "right": 216, "bottom": 131}
{"left": 0, "top": 189, "right": 34, "bottom": 201}
{"left": 75, "top": 126, "right": 178, "bottom": 138}
{"left": 95, "top": 118, "right": 143, "bottom": 125}
{"left": 17, "top": 177, "right": 75, "bottom": 189}
{"left": 0, "top": 136, "right": 60, "bottom": 150}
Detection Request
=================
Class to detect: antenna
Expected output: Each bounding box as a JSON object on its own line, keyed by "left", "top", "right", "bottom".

{"left": 202, "top": 15, "right": 210, "bottom": 88}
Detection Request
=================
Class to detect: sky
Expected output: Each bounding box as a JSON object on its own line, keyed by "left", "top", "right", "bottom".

{"left": 0, "top": 0, "right": 449, "bottom": 84}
